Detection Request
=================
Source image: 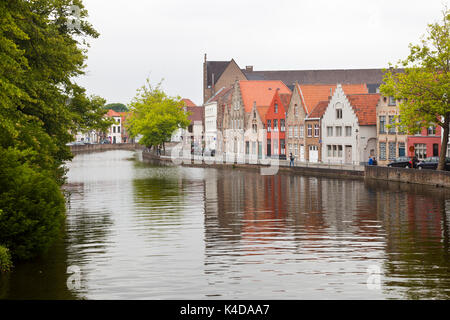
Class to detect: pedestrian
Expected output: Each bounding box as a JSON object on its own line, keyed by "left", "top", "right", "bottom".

{"left": 373, "top": 157, "right": 378, "bottom": 166}
{"left": 289, "top": 152, "right": 295, "bottom": 167}
{"left": 368, "top": 156, "right": 373, "bottom": 165}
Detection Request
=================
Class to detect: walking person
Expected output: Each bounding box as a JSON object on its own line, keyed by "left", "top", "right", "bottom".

{"left": 368, "top": 156, "right": 373, "bottom": 165}
{"left": 289, "top": 152, "right": 295, "bottom": 167}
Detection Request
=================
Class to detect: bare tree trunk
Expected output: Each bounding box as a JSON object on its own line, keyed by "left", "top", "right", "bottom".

{"left": 438, "top": 112, "right": 450, "bottom": 170}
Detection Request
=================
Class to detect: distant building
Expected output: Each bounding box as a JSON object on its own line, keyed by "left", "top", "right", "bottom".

{"left": 105, "top": 109, "right": 122, "bottom": 143}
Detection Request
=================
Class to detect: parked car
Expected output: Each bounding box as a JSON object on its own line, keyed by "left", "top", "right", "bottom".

{"left": 387, "top": 156, "right": 417, "bottom": 168}
{"left": 416, "top": 157, "right": 450, "bottom": 170}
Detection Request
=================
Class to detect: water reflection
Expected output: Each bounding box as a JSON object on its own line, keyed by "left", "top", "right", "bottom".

{"left": 1, "top": 150, "right": 449, "bottom": 299}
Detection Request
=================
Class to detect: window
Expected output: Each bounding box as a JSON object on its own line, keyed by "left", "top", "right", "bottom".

{"left": 379, "top": 116, "right": 386, "bottom": 134}
{"left": 388, "top": 142, "right": 396, "bottom": 160}
{"left": 113, "top": 126, "right": 116, "bottom": 133}
{"left": 245, "top": 141, "right": 249, "bottom": 154}
{"left": 307, "top": 124, "right": 312, "bottom": 137}
{"left": 118, "top": 126, "right": 121, "bottom": 133}
{"left": 289, "top": 126, "right": 293, "bottom": 138}
{"left": 336, "top": 109, "right": 342, "bottom": 119}
{"left": 294, "top": 126, "right": 298, "bottom": 138}
{"left": 414, "top": 143, "right": 427, "bottom": 160}
{"left": 427, "top": 126, "right": 436, "bottom": 136}
{"left": 294, "top": 104, "right": 298, "bottom": 116}
{"left": 345, "top": 126, "right": 352, "bottom": 136}
{"left": 388, "top": 96, "right": 396, "bottom": 106}
{"left": 273, "top": 119, "right": 278, "bottom": 131}
{"left": 388, "top": 116, "right": 396, "bottom": 134}
{"left": 294, "top": 144, "right": 298, "bottom": 156}
{"left": 314, "top": 124, "right": 319, "bottom": 137}
{"left": 273, "top": 139, "right": 278, "bottom": 155}
{"left": 252, "top": 142, "right": 256, "bottom": 154}
{"left": 252, "top": 124, "right": 257, "bottom": 133}
{"left": 333, "top": 145, "right": 337, "bottom": 157}
{"left": 327, "top": 145, "right": 332, "bottom": 157}
{"left": 281, "top": 139, "right": 285, "bottom": 154}
{"left": 274, "top": 103, "right": 278, "bottom": 113}
{"left": 338, "top": 145, "right": 343, "bottom": 157}
{"left": 280, "top": 119, "right": 285, "bottom": 132}
{"left": 379, "top": 142, "right": 386, "bottom": 160}
{"left": 433, "top": 143, "right": 439, "bottom": 157}
{"left": 288, "top": 143, "right": 292, "bottom": 153}
{"left": 336, "top": 126, "right": 342, "bottom": 137}
{"left": 327, "top": 126, "right": 333, "bottom": 136}
{"left": 399, "top": 142, "right": 405, "bottom": 157}
{"left": 300, "top": 125, "right": 304, "bottom": 138}
{"left": 267, "top": 120, "right": 271, "bottom": 132}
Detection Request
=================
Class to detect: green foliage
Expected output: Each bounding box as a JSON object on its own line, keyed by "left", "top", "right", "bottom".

{"left": 0, "top": 148, "right": 66, "bottom": 260}
{"left": 0, "top": 245, "right": 12, "bottom": 273}
{"left": 105, "top": 103, "right": 128, "bottom": 112}
{"left": 0, "top": 0, "right": 108, "bottom": 261}
{"left": 380, "top": 7, "right": 449, "bottom": 169}
{"left": 126, "top": 79, "right": 191, "bottom": 148}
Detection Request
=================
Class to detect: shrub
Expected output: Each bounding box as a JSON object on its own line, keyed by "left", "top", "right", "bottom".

{"left": 0, "top": 244, "right": 12, "bottom": 273}
{"left": 0, "top": 148, "right": 66, "bottom": 260}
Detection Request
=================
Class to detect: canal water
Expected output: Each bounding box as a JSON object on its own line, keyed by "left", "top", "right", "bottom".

{"left": 1, "top": 150, "right": 450, "bottom": 299}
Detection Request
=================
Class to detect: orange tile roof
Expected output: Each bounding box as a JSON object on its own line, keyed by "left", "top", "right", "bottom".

{"left": 346, "top": 93, "right": 380, "bottom": 126}
{"left": 239, "top": 80, "right": 291, "bottom": 113}
{"left": 298, "top": 83, "right": 368, "bottom": 114}
{"left": 256, "top": 106, "right": 270, "bottom": 123}
{"left": 307, "top": 100, "right": 329, "bottom": 119}
{"left": 182, "top": 98, "right": 197, "bottom": 107}
{"left": 106, "top": 109, "right": 121, "bottom": 117}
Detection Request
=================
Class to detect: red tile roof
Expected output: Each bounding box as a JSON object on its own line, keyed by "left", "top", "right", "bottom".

{"left": 187, "top": 106, "right": 203, "bottom": 122}
{"left": 346, "top": 93, "right": 380, "bottom": 126}
{"left": 298, "top": 83, "right": 368, "bottom": 114}
{"left": 256, "top": 106, "right": 270, "bottom": 123}
{"left": 307, "top": 100, "right": 329, "bottom": 119}
{"left": 239, "top": 80, "right": 291, "bottom": 113}
{"left": 106, "top": 109, "right": 121, "bottom": 117}
{"left": 182, "top": 98, "right": 197, "bottom": 107}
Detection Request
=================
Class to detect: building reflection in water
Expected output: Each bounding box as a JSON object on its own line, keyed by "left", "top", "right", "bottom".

{"left": 203, "top": 170, "right": 450, "bottom": 299}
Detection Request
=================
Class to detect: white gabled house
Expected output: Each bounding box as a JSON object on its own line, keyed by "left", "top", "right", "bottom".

{"left": 321, "top": 84, "right": 380, "bottom": 165}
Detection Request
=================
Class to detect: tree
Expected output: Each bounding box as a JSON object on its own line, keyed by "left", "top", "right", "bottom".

{"left": 104, "top": 103, "right": 128, "bottom": 112}
{"left": 0, "top": 0, "right": 110, "bottom": 262}
{"left": 380, "top": 7, "right": 450, "bottom": 170}
{"left": 126, "top": 79, "right": 191, "bottom": 150}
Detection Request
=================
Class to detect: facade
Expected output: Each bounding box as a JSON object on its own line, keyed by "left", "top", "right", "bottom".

{"left": 204, "top": 87, "right": 233, "bottom": 155}
{"left": 321, "top": 85, "right": 379, "bottom": 165}
{"left": 181, "top": 106, "right": 204, "bottom": 154}
{"left": 265, "top": 90, "right": 292, "bottom": 158}
{"left": 376, "top": 96, "right": 408, "bottom": 165}
{"left": 285, "top": 83, "right": 308, "bottom": 161}
{"left": 304, "top": 100, "right": 329, "bottom": 162}
{"left": 407, "top": 126, "right": 442, "bottom": 160}
{"left": 105, "top": 109, "right": 122, "bottom": 144}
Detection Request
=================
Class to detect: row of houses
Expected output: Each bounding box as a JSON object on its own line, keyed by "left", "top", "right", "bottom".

{"left": 174, "top": 56, "right": 444, "bottom": 165}
{"left": 74, "top": 109, "right": 133, "bottom": 144}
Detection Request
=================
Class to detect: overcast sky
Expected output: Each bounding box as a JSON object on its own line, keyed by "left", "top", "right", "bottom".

{"left": 76, "top": 0, "right": 448, "bottom": 106}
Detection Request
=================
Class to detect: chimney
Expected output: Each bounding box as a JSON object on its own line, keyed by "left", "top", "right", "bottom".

{"left": 245, "top": 66, "right": 253, "bottom": 72}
